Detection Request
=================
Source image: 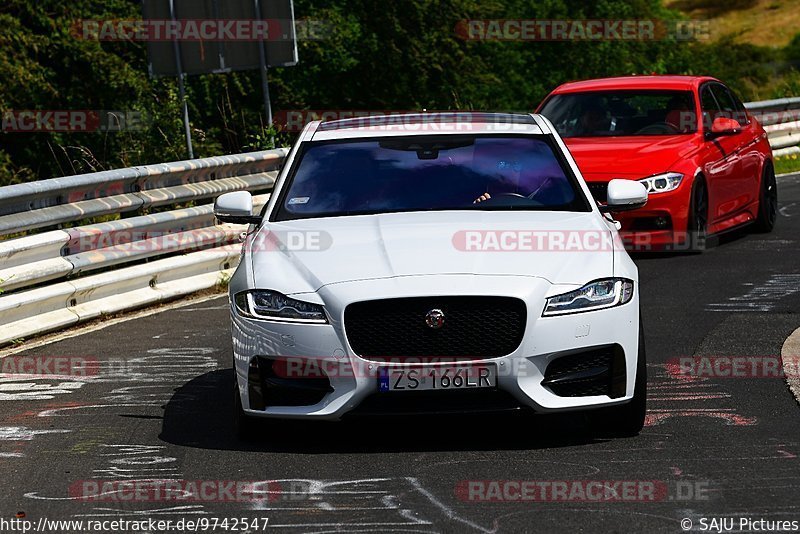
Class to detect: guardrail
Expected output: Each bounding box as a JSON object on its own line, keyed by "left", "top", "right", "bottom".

{"left": 0, "top": 149, "right": 288, "bottom": 346}
{"left": 0, "top": 97, "right": 798, "bottom": 347}
{"left": 745, "top": 96, "right": 800, "bottom": 157}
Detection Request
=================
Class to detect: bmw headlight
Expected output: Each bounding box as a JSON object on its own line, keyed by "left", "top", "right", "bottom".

{"left": 543, "top": 279, "right": 634, "bottom": 316}
{"left": 234, "top": 290, "right": 328, "bottom": 323}
{"left": 639, "top": 172, "right": 683, "bottom": 194}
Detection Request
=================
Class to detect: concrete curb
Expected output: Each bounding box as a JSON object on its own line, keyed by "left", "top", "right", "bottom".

{"left": 782, "top": 326, "right": 800, "bottom": 406}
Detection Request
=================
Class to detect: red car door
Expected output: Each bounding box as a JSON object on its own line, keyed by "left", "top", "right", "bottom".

{"left": 714, "top": 84, "right": 762, "bottom": 209}
{"left": 699, "top": 83, "right": 743, "bottom": 227}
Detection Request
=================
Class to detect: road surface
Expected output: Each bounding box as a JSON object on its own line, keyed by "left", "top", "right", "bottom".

{"left": 1, "top": 174, "right": 799, "bottom": 534}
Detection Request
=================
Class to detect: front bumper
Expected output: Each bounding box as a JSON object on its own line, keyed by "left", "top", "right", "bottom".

{"left": 588, "top": 178, "right": 692, "bottom": 249}
{"left": 231, "top": 275, "right": 641, "bottom": 420}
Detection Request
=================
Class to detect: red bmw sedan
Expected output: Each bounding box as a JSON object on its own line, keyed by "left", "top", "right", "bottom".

{"left": 537, "top": 76, "right": 777, "bottom": 250}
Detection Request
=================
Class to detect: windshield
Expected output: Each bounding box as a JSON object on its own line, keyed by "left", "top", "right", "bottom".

{"left": 539, "top": 90, "right": 698, "bottom": 138}
{"left": 273, "top": 135, "right": 590, "bottom": 221}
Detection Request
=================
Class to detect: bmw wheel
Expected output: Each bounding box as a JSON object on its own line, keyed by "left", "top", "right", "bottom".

{"left": 754, "top": 163, "right": 778, "bottom": 233}
{"left": 687, "top": 176, "right": 708, "bottom": 252}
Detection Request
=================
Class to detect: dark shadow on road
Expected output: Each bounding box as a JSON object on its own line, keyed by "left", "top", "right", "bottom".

{"left": 629, "top": 225, "right": 754, "bottom": 261}
{"left": 159, "top": 369, "right": 621, "bottom": 454}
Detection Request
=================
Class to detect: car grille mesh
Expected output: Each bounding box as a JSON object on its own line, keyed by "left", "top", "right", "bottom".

{"left": 344, "top": 296, "right": 527, "bottom": 361}
{"left": 542, "top": 346, "right": 617, "bottom": 397}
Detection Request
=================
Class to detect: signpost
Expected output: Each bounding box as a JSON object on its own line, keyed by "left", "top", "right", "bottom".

{"left": 141, "top": 0, "right": 298, "bottom": 158}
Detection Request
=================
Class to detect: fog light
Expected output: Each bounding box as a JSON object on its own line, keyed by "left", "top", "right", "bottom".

{"left": 654, "top": 217, "right": 669, "bottom": 229}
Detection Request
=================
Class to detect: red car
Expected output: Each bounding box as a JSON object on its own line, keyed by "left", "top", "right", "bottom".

{"left": 537, "top": 75, "right": 777, "bottom": 250}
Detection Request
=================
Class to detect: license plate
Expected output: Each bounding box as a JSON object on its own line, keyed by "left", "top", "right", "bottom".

{"left": 378, "top": 365, "right": 497, "bottom": 392}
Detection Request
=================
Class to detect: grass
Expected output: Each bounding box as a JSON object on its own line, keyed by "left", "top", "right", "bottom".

{"left": 664, "top": 0, "right": 800, "bottom": 47}
{"left": 774, "top": 152, "right": 800, "bottom": 175}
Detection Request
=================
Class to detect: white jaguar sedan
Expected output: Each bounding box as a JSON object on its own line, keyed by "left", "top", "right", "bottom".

{"left": 214, "top": 112, "right": 649, "bottom": 437}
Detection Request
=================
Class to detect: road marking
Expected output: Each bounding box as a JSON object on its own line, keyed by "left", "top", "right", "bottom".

{"left": 0, "top": 380, "right": 87, "bottom": 401}
{"left": 0, "top": 426, "right": 71, "bottom": 440}
{"left": 705, "top": 274, "right": 800, "bottom": 312}
{"left": 250, "top": 478, "right": 434, "bottom": 530}
{"left": 646, "top": 363, "right": 758, "bottom": 427}
{"left": 407, "top": 477, "right": 496, "bottom": 534}
{"left": 0, "top": 426, "right": 71, "bottom": 460}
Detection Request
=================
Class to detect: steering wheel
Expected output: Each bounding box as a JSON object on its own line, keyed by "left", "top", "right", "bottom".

{"left": 635, "top": 122, "right": 680, "bottom": 135}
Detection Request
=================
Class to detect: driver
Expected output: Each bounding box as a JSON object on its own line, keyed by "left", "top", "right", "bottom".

{"left": 574, "top": 97, "right": 609, "bottom": 136}
{"left": 665, "top": 96, "right": 694, "bottom": 132}
{"left": 473, "top": 159, "right": 522, "bottom": 204}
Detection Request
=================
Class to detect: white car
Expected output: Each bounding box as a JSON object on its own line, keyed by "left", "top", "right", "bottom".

{"left": 214, "top": 112, "right": 649, "bottom": 438}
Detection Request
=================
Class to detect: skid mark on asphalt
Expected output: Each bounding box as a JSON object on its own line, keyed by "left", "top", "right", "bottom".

{"left": 645, "top": 363, "right": 758, "bottom": 427}
{"left": 705, "top": 274, "right": 800, "bottom": 312}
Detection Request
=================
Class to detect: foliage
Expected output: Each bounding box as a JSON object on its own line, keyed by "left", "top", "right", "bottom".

{"left": 0, "top": 0, "right": 798, "bottom": 184}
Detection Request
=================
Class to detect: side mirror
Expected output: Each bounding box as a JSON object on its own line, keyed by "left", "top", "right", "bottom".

{"left": 214, "top": 191, "right": 261, "bottom": 225}
{"left": 708, "top": 117, "right": 741, "bottom": 137}
{"left": 600, "top": 179, "right": 648, "bottom": 213}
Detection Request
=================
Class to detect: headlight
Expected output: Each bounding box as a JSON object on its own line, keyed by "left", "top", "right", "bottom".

{"left": 234, "top": 290, "right": 328, "bottom": 323}
{"left": 543, "top": 279, "right": 634, "bottom": 316}
{"left": 639, "top": 172, "right": 683, "bottom": 194}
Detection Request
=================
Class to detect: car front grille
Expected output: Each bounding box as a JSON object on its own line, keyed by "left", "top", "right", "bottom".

{"left": 344, "top": 296, "right": 527, "bottom": 361}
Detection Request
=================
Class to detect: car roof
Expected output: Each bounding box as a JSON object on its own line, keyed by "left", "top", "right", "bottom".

{"left": 549, "top": 75, "right": 720, "bottom": 94}
{"left": 310, "top": 112, "right": 547, "bottom": 140}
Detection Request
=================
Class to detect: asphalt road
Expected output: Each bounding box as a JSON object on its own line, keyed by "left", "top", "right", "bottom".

{"left": 2, "top": 174, "right": 799, "bottom": 534}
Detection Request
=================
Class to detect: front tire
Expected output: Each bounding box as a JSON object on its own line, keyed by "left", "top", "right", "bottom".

{"left": 590, "top": 325, "right": 647, "bottom": 437}
{"left": 686, "top": 176, "right": 708, "bottom": 252}
{"left": 754, "top": 162, "right": 777, "bottom": 233}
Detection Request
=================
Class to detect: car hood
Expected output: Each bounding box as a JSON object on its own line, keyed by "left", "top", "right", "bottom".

{"left": 249, "top": 211, "right": 615, "bottom": 294}
{"left": 564, "top": 136, "right": 701, "bottom": 179}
